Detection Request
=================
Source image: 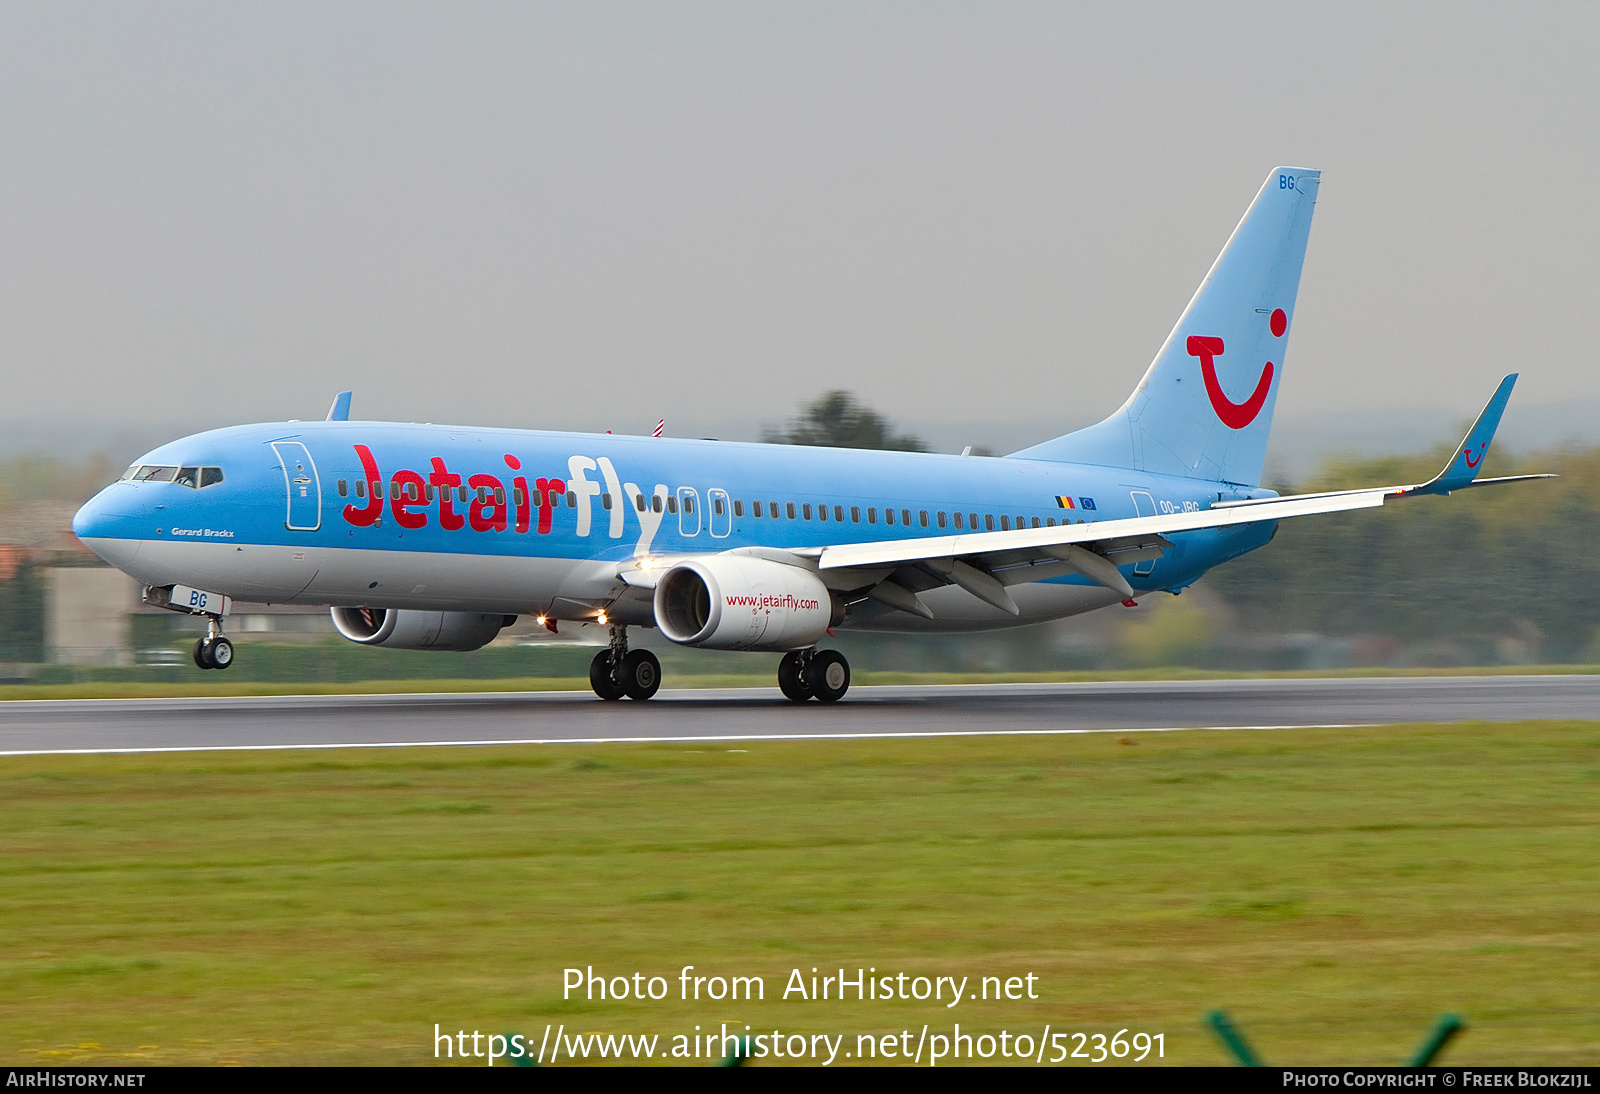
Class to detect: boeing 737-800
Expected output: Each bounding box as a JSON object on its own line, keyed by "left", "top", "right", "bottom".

{"left": 72, "top": 167, "right": 1549, "bottom": 701}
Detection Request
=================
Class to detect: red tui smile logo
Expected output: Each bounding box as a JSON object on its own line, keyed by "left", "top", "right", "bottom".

{"left": 1187, "top": 336, "right": 1274, "bottom": 429}
{"left": 1462, "top": 444, "right": 1485, "bottom": 469}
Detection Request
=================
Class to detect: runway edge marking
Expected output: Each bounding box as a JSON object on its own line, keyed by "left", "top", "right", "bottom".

{"left": 0, "top": 723, "right": 1375, "bottom": 758}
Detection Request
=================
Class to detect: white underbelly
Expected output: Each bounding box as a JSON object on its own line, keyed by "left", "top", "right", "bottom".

{"left": 88, "top": 537, "right": 583, "bottom": 614}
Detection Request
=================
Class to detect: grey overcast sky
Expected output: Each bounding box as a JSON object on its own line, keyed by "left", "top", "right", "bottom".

{"left": 2, "top": 2, "right": 1596, "bottom": 447}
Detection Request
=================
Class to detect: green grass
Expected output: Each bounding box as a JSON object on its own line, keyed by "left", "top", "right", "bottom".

{"left": 1, "top": 722, "right": 1596, "bottom": 1065}
{"left": 1, "top": 662, "right": 1596, "bottom": 701}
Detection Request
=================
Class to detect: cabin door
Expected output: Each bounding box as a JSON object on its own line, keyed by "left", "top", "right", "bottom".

{"left": 270, "top": 441, "right": 322, "bottom": 531}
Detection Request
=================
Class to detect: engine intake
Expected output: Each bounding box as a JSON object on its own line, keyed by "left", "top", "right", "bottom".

{"left": 330, "top": 607, "right": 514, "bottom": 651}
{"left": 654, "top": 557, "right": 840, "bottom": 651}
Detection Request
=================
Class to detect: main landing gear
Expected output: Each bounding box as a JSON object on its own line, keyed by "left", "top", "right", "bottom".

{"left": 589, "top": 624, "right": 661, "bottom": 701}
{"left": 191, "top": 617, "right": 234, "bottom": 671}
{"left": 778, "top": 648, "right": 850, "bottom": 703}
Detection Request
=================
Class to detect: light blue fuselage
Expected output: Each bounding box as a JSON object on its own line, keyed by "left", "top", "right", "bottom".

{"left": 72, "top": 420, "right": 1278, "bottom": 633}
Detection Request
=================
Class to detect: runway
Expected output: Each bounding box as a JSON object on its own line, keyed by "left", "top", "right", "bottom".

{"left": 0, "top": 674, "right": 1595, "bottom": 756}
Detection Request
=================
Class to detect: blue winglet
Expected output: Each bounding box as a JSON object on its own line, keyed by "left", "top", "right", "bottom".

{"left": 325, "top": 391, "right": 353, "bottom": 422}
{"left": 1403, "top": 374, "right": 1517, "bottom": 497}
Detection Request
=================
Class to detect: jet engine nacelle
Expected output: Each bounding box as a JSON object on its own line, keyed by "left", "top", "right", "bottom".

{"left": 653, "top": 556, "right": 841, "bottom": 651}
{"left": 330, "top": 607, "right": 515, "bottom": 652}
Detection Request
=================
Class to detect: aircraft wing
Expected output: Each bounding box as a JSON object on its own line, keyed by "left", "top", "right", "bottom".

{"left": 790, "top": 374, "right": 1552, "bottom": 613}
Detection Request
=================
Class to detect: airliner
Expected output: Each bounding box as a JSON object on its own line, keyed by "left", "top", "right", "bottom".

{"left": 72, "top": 166, "right": 1548, "bottom": 702}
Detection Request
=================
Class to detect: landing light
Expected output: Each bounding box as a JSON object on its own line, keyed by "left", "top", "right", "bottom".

{"left": 536, "top": 615, "right": 547, "bottom": 625}
{"left": 597, "top": 611, "right": 609, "bottom": 625}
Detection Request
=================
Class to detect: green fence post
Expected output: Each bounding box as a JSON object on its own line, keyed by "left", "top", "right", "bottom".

{"left": 506, "top": 1032, "right": 536, "bottom": 1067}
{"left": 719, "top": 1035, "right": 753, "bottom": 1066}
{"left": 1206, "top": 1009, "right": 1262, "bottom": 1067}
{"left": 1407, "top": 1013, "right": 1464, "bottom": 1067}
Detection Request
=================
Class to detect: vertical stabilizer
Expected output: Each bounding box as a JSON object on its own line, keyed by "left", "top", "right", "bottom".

{"left": 1010, "top": 167, "right": 1320, "bottom": 485}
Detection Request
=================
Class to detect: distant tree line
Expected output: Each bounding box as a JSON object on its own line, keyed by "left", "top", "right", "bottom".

{"left": 762, "top": 390, "right": 928, "bottom": 452}
{"left": 1203, "top": 446, "right": 1600, "bottom": 659}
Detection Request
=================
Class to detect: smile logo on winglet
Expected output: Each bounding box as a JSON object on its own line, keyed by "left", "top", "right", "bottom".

{"left": 1462, "top": 442, "right": 1486, "bottom": 470}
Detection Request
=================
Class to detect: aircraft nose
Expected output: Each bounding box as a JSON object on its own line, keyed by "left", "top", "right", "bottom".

{"left": 73, "top": 487, "right": 143, "bottom": 568}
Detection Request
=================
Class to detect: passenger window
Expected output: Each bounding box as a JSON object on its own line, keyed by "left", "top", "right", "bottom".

{"left": 734, "top": 500, "right": 745, "bottom": 517}
{"left": 601, "top": 493, "right": 612, "bottom": 510}
{"left": 937, "top": 511, "right": 946, "bottom": 528}
{"left": 652, "top": 494, "right": 662, "bottom": 513}
{"left": 458, "top": 485, "right": 468, "bottom": 503}
{"left": 635, "top": 494, "right": 646, "bottom": 512}
{"left": 390, "top": 481, "right": 401, "bottom": 500}
{"left": 1031, "top": 517, "right": 1041, "bottom": 528}
{"left": 884, "top": 509, "right": 894, "bottom": 526}
{"left": 834, "top": 505, "right": 844, "bottom": 522}
{"left": 684, "top": 496, "right": 694, "bottom": 514}
{"left": 920, "top": 510, "right": 929, "bottom": 528}
{"left": 666, "top": 495, "right": 677, "bottom": 514}
{"left": 786, "top": 502, "right": 796, "bottom": 519}
{"left": 1047, "top": 517, "right": 1056, "bottom": 527}
{"left": 1000, "top": 515, "right": 1010, "bottom": 530}
{"left": 802, "top": 503, "right": 812, "bottom": 520}
{"left": 716, "top": 498, "right": 726, "bottom": 516}
{"left": 902, "top": 509, "right": 912, "bottom": 526}
{"left": 867, "top": 508, "right": 877, "bottom": 524}
{"left": 424, "top": 484, "right": 435, "bottom": 503}
{"left": 752, "top": 500, "right": 762, "bottom": 517}
{"left": 969, "top": 513, "right": 978, "bottom": 529}
{"left": 494, "top": 487, "right": 505, "bottom": 506}
{"left": 984, "top": 514, "right": 994, "bottom": 531}
{"left": 770, "top": 500, "right": 779, "bottom": 519}
{"left": 850, "top": 506, "right": 860, "bottom": 522}
{"left": 355, "top": 480, "right": 366, "bottom": 499}
{"left": 337, "top": 480, "right": 348, "bottom": 497}
{"left": 566, "top": 491, "right": 577, "bottom": 507}
{"left": 953, "top": 512, "right": 963, "bottom": 529}
{"left": 513, "top": 487, "right": 525, "bottom": 506}
{"left": 531, "top": 489, "right": 543, "bottom": 507}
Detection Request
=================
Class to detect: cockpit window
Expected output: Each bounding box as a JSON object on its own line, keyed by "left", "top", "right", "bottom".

{"left": 127, "top": 464, "right": 225, "bottom": 488}
{"left": 119, "top": 464, "right": 140, "bottom": 481}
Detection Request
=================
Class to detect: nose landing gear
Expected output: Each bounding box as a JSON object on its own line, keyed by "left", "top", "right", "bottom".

{"left": 778, "top": 649, "right": 850, "bottom": 703}
{"left": 588, "top": 624, "right": 661, "bottom": 701}
{"left": 191, "top": 618, "right": 234, "bottom": 671}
